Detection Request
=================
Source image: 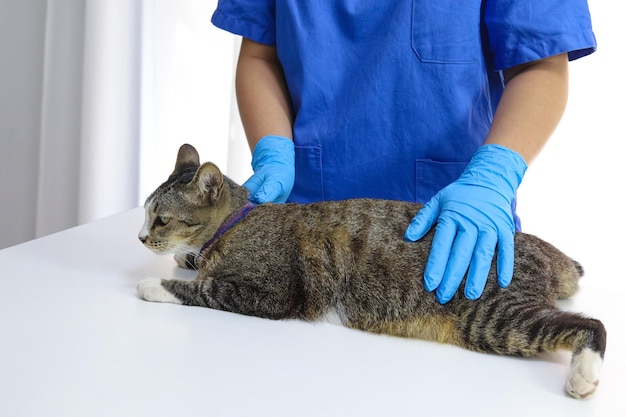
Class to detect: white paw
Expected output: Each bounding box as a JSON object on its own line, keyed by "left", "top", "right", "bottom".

{"left": 137, "top": 278, "right": 182, "bottom": 304}
{"left": 565, "top": 348, "right": 603, "bottom": 398}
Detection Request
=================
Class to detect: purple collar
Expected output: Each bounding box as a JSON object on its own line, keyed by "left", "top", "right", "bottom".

{"left": 196, "top": 202, "right": 256, "bottom": 263}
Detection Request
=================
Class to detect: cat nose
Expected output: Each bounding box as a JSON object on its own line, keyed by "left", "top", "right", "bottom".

{"left": 138, "top": 234, "right": 148, "bottom": 244}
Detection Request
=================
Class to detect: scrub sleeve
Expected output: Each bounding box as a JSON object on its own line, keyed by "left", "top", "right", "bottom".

{"left": 212, "top": 1, "right": 596, "bottom": 229}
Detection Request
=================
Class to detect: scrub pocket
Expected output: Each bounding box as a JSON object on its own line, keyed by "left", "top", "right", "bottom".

{"left": 290, "top": 145, "right": 324, "bottom": 203}
{"left": 411, "top": 0, "right": 481, "bottom": 64}
{"left": 415, "top": 159, "right": 468, "bottom": 203}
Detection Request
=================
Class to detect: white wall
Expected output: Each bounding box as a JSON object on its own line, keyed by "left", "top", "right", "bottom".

{"left": 138, "top": 0, "right": 249, "bottom": 203}
{"left": 516, "top": 0, "right": 625, "bottom": 292}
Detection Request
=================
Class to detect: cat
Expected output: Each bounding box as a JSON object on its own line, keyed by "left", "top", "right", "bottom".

{"left": 137, "top": 144, "right": 606, "bottom": 399}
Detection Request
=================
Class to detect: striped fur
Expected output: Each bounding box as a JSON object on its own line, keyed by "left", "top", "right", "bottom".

{"left": 138, "top": 144, "right": 606, "bottom": 398}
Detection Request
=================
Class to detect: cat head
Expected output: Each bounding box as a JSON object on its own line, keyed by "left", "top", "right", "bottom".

{"left": 138, "top": 144, "right": 248, "bottom": 258}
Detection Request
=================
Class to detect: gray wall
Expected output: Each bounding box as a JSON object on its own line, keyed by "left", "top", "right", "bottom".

{"left": 0, "top": 1, "right": 47, "bottom": 248}
{"left": 1, "top": 1, "right": 86, "bottom": 250}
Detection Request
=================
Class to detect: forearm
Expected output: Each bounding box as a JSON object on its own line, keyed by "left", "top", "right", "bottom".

{"left": 484, "top": 53, "right": 569, "bottom": 164}
{"left": 235, "top": 38, "right": 294, "bottom": 151}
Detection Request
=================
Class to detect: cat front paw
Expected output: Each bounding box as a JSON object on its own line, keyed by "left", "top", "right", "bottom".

{"left": 565, "top": 348, "right": 603, "bottom": 398}
{"left": 137, "top": 278, "right": 182, "bottom": 304}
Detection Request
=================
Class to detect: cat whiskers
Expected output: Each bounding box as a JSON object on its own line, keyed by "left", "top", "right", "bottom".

{"left": 193, "top": 251, "right": 212, "bottom": 268}
{"left": 173, "top": 243, "right": 203, "bottom": 271}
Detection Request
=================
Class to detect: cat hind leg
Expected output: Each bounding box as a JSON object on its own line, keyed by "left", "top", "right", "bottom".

{"left": 566, "top": 347, "right": 603, "bottom": 399}
{"left": 462, "top": 302, "right": 606, "bottom": 398}
{"left": 523, "top": 312, "right": 606, "bottom": 398}
{"left": 137, "top": 278, "right": 183, "bottom": 304}
{"left": 558, "top": 315, "right": 606, "bottom": 398}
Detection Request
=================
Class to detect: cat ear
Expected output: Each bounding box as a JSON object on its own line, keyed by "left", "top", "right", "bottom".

{"left": 172, "top": 144, "right": 200, "bottom": 176}
{"left": 192, "top": 162, "right": 224, "bottom": 204}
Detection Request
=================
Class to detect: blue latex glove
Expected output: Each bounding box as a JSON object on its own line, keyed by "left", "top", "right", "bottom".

{"left": 243, "top": 135, "right": 295, "bottom": 203}
{"left": 405, "top": 144, "right": 527, "bottom": 304}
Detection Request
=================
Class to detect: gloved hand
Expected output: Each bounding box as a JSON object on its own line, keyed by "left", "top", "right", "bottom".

{"left": 404, "top": 144, "right": 527, "bottom": 304}
{"left": 243, "top": 135, "right": 295, "bottom": 203}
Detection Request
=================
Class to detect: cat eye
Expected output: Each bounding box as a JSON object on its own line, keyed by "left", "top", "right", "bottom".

{"left": 154, "top": 215, "right": 170, "bottom": 227}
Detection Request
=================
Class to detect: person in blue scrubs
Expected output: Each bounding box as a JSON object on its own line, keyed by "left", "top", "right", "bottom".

{"left": 211, "top": 1, "right": 596, "bottom": 304}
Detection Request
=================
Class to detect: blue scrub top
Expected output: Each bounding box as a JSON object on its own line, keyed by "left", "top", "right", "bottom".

{"left": 212, "top": 0, "right": 596, "bottom": 223}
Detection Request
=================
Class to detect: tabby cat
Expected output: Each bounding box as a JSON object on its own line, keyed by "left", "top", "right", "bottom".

{"left": 137, "top": 144, "right": 606, "bottom": 398}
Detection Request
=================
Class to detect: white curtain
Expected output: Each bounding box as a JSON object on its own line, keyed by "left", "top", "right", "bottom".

{"left": 35, "top": 0, "right": 141, "bottom": 239}
{"left": 0, "top": 0, "right": 246, "bottom": 249}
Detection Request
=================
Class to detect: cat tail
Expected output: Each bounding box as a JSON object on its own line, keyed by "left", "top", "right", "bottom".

{"left": 556, "top": 259, "right": 584, "bottom": 299}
